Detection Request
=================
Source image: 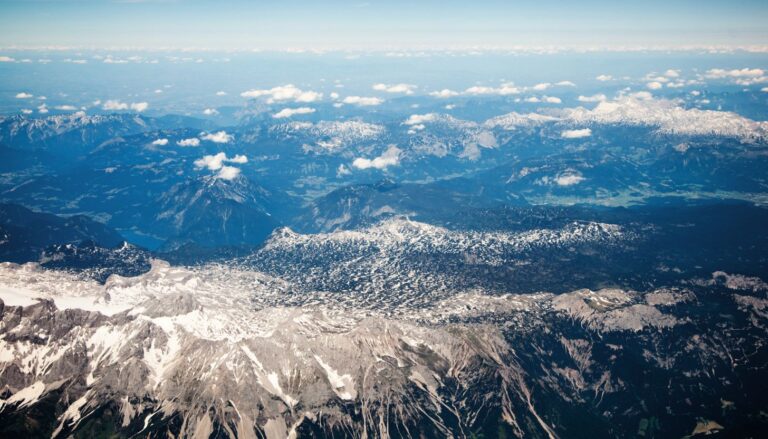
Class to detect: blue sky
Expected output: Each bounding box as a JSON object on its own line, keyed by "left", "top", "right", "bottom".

{"left": 0, "top": 0, "right": 767, "bottom": 49}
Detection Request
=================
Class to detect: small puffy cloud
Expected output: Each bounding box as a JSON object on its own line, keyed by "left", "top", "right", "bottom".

{"left": 177, "top": 138, "right": 201, "bottom": 147}
{"left": 561, "top": 128, "right": 592, "bottom": 139}
{"left": 216, "top": 166, "right": 241, "bottom": 180}
{"left": 0, "top": 56, "right": 15, "bottom": 62}
{"left": 532, "top": 82, "right": 551, "bottom": 91}
{"left": 151, "top": 138, "right": 169, "bottom": 146}
{"left": 429, "top": 89, "right": 460, "bottom": 98}
{"left": 762, "top": 87, "right": 768, "bottom": 93}
{"left": 475, "top": 131, "right": 497, "bottom": 148}
{"left": 646, "top": 81, "right": 664, "bottom": 90}
{"left": 465, "top": 83, "right": 520, "bottom": 95}
{"left": 577, "top": 94, "right": 607, "bottom": 102}
{"left": 337, "top": 164, "right": 352, "bottom": 177}
{"left": 664, "top": 69, "right": 680, "bottom": 78}
{"left": 329, "top": 92, "right": 340, "bottom": 100}
{"left": 596, "top": 74, "right": 613, "bottom": 81}
{"left": 342, "top": 96, "right": 383, "bottom": 106}
{"left": 404, "top": 113, "right": 437, "bottom": 125}
{"left": 240, "top": 84, "right": 322, "bottom": 103}
{"left": 200, "top": 130, "right": 233, "bottom": 143}
{"left": 352, "top": 145, "right": 401, "bottom": 170}
{"left": 54, "top": 105, "right": 77, "bottom": 111}
{"left": 154, "top": 89, "right": 163, "bottom": 94}
{"left": 203, "top": 108, "right": 219, "bottom": 115}
{"left": 524, "top": 97, "right": 540, "bottom": 103}
{"left": 228, "top": 154, "right": 248, "bottom": 164}
{"left": 630, "top": 91, "right": 654, "bottom": 100}
{"left": 543, "top": 96, "right": 562, "bottom": 104}
{"left": 21, "top": 109, "right": 33, "bottom": 115}
{"left": 705, "top": 68, "right": 767, "bottom": 85}
{"left": 102, "top": 100, "right": 148, "bottom": 112}
{"left": 15, "top": 92, "right": 33, "bottom": 99}
{"left": 37, "top": 104, "right": 49, "bottom": 114}
{"left": 272, "top": 107, "right": 316, "bottom": 118}
{"left": 372, "top": 83, "right": 416, "bottom": 94}
{"left": 556, "top": 80, "right": 576, "bottom": 87}
{"left": 705, "top": 68, "right": 764, "bottom": 79}
{"left": 215, "top": 91, "right": 227, "bottom": 96}
{"left": 130, "top": 102, "right": 149, "bottom": 112}
{"left": 194, "top": 152, "right": 248, "bottom": 180}
{"left": 554, "top": 172, "right": 585, "bottom": 186}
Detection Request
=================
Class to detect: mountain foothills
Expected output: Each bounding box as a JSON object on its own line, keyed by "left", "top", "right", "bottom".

{"left": 0, "top": 59, "right": 768, "bottom": 438}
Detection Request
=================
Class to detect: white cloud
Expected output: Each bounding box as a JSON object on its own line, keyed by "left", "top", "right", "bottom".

{"left": 130, "top": 102, "right": 148, "bottom": 112}
{"left": 664, "top": 69, "right": 680, "bottom": 78}
{"left": 524, "top": 97, "right": 540, "bottom": 103}
{"left": 54, "top": 105, "right": 77, "bottom": 111}
{"left": 429, "top": 89, "right": 460, "bottom": 98}
{"left": 554, "top": 172, "right": 585, "bottom": 186}
{"left": 532, "top": 82, "right": 551, "bottom": 91}
{"left": 577, "top": 94, "right": 607, "bottom": 102}
{"left": 762, "top": 87, "right": 768, "bottom": 93}
{"left": 561, "top": 128, "right": 592, "bottom": 139}
{"left": 216, "top": 166, "right": 241, "bottom": 180}
{"left": 151, "top": 138, "right": 169, "bottom": 146}
{"left": 203, "top": 108, "right": 219, "bottom": 115}
{"left": 404, "top": 113, "right": 438, "bottom": 125}
{"left": 596, "top": 74, "right": 613, "bottom": 81}
{"left": 705, "top": 68, "right": 764, "bottom": 79}
{"left": 103, "top": 57, "right": 128, "bottom": 64}
{"left": 336, "top": 164, "right": 351, "bottom": 177}
{"left": 194, "top": 152, "right": 248, "bottom": 179}
{"left": 101, "top": 100, "right": 123, "bottom": 110}
{"left": 216, "top": 91, "right": 227, "bottom": 96}
{"left": 200, "top": 131, "right": 233, "bottom": 143}
{"left": 705, "top": 68, "right": 767, "bottom": 85}
{"left": 465, "top": 83, "right": 520, "bottom": 96}
{"left": 240, "top": 84, "right": 322, "bottom": 103}
{"left": 0, "top": 56, "right": 15, "bottom": 63}
{"left": 630, "top": 91, "right": 654, "bottom": 100}
{"left": 21, "top": 109, "right": 32, "bottom": 115}
{"left": 15, "top": 92, "right": 33, "bottom": 99}
{"left": 372, "top": 83, "right": 416, "bottom": 94}
{"left": 342, "top": 96, "right": 383, "bottom": 106}
{"left": 176, "top": 138, "right": 201, "bottom": 147}
{"left": 352, "top": 145, "right": 401, "bottom": 170}
{"left": 154, "top": 89, "right": 163, "bottom": 94}
{"left": 555, "top": 80, "right": 576, "bottom": 87}
{"left": 228, "top": 154, "right": 248, "bottom": 164}
{"left": 329, "top": 92, "right": 340, "bottom": 100}
{"left": 543, "top": 96, "right": 562, "bottom": 104}
{"left": 646, "top": 81, "right": 664, "bottom": 90}
{"left": 273, "top": 107, "right": 316, "bottom": 118}
{"left": 37, "top": 104, "right": 48, "bottom": 114}
{"left": 101, "top": 100, "right": 148, "bottom": 112}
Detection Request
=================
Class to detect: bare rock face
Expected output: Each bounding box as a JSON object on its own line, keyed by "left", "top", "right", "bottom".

{"left": 0, "top": 227, "right": 766, "bottom": 438}
{"left": 0, "top": 283, "right": 549, "bottom": 438}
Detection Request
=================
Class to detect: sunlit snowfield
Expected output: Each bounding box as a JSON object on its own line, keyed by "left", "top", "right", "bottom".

{"left": 0, "top": 49, "right": 768, "bottom": 437}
